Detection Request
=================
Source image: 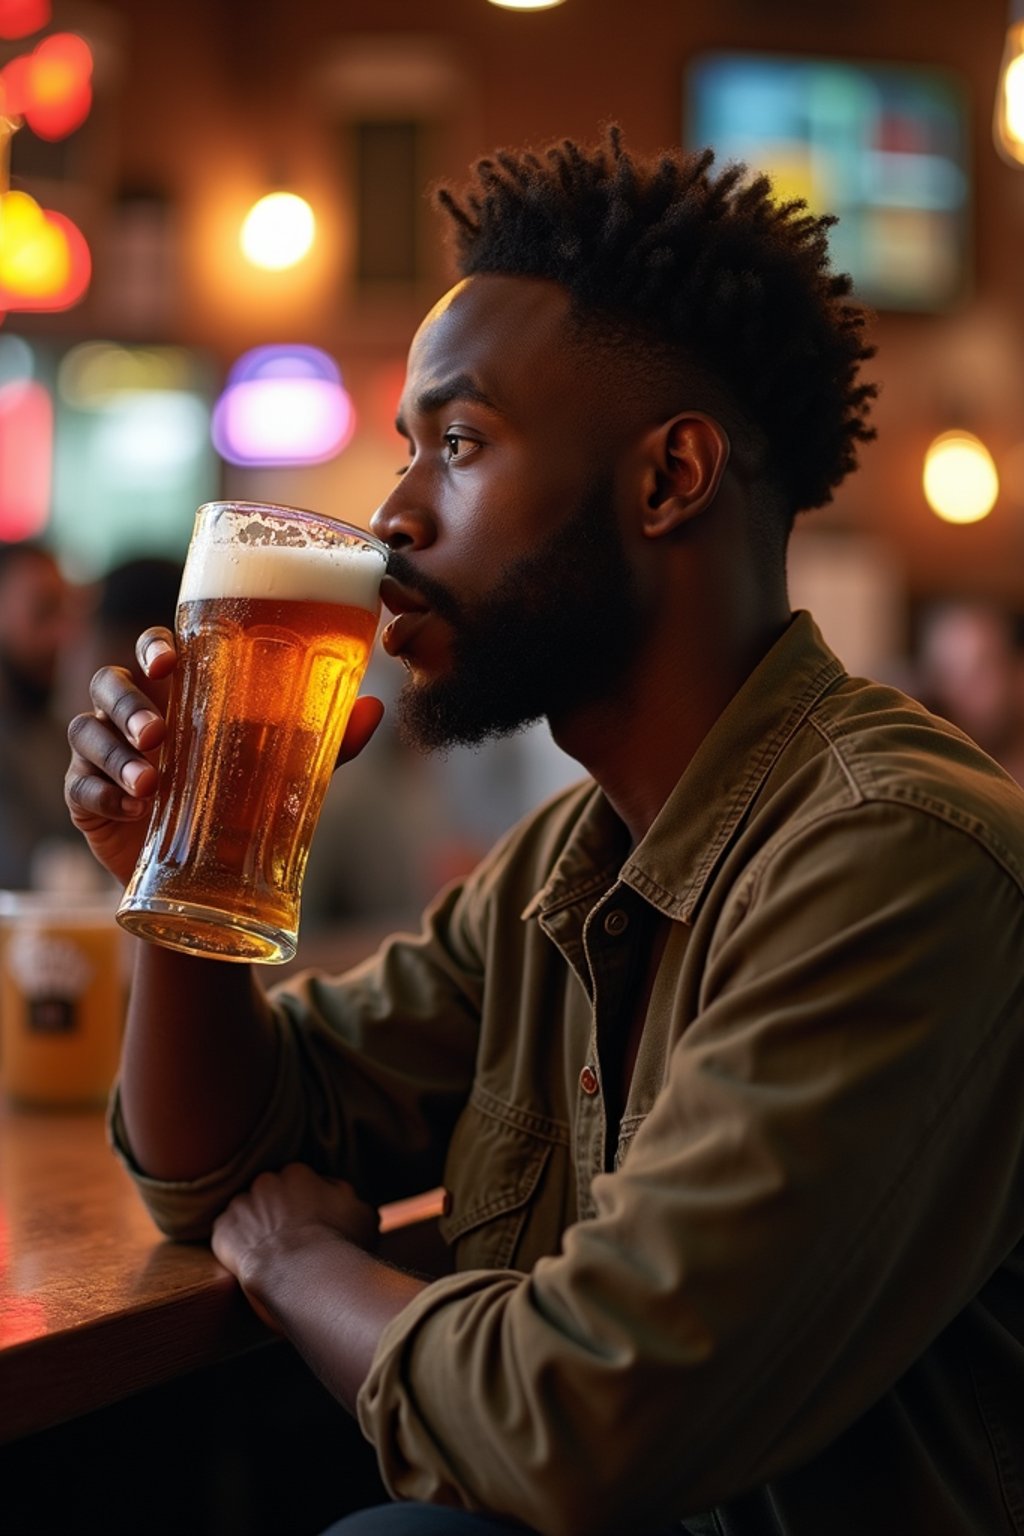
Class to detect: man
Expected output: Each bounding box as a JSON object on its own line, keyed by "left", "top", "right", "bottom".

{"left": 0, "top": 540, "right": 82, "bottom": 887}
{"left": 65, "top": 132, "right": 1024, "bottom": 1535}
{"left": 916, "top": 598, "right": 1024, "bottom": 786}
{"left": 88, "top": 555, "right": 182, "bottom": 689}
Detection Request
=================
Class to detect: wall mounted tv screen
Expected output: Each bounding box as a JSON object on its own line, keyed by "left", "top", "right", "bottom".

{"left": 685, "top": 52, "right": 970, "bottom": 312}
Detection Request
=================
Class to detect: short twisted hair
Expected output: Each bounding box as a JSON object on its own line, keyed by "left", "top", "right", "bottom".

{"left": 436, "top": 127, "right": 877, "bottom": 522}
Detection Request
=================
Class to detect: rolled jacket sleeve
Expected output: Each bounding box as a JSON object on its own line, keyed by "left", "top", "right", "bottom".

{"left": 109, "top": 877, "right": 489, "bottom": 1240}
{"left": 358, "top": 804, "right": 1024, "bottom": 1535}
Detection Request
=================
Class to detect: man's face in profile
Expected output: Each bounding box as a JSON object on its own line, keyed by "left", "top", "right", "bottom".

{"left": 374, "top": 274, "right": 648, "bottom": 752}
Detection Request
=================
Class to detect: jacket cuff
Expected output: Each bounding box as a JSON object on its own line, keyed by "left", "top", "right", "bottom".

{"left": 106, "top": 1011, "right": 300, "bottom": 1242}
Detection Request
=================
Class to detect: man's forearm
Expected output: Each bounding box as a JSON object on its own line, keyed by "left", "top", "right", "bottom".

{"left": 233, "top": 1225, "right": 427, "bottom": 1413}
{"left": 119, "top": 940, "right": 278, "bottom": 1180}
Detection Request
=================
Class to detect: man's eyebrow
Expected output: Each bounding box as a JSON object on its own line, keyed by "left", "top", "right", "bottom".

{"left": 395, "top": 374, "right": 501, "bottom": 434}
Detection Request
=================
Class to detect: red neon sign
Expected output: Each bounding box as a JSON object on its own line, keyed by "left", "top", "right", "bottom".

{"left": 0, "top": 377, "right": 52, "bottom": 539}
{"left": 0, "top": 32, "right": 92, "bottom": 140}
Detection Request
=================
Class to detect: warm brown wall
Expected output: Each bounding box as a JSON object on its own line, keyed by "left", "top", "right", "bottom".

{"left": 17, "top": 0, "right": 1024, "bottom": 607}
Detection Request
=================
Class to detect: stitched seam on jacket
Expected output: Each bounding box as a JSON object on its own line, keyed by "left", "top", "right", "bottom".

{"left": 808, "top": 715, "right": 863, "bottom": 801}
{"left": 740, "top": 795, "right": 1024, "bottom": 916}
{"left": 807, "top": 713, "right": 1024, "bottom": 891}
{"left": 439, "top": 1143, "right": 552, "bottom": 1241}
{"left": 470, "top": 1082, "right": 571, "bottom": 1144}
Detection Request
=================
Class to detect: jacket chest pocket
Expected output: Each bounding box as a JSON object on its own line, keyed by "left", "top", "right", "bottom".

{"left": 439, "top": 1088, "right": 568, "bottom": 1271}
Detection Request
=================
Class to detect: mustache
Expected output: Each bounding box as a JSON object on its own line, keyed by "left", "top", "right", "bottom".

{"left": 385, "top": 550, "right": 464, "bottom": 626}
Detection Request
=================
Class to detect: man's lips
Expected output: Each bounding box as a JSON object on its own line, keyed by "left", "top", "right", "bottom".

{"left": 379, "top": 574, "right": 431, "bottom": 658}
{"left": 381, "top": 610, "right": 432, "bottom": 658}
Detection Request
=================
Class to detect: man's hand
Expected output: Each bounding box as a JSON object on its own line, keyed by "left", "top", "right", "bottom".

{"left": 65, "top": 625, "right": 385, "bottom": 887}
{"left": 65, "top": 626, "right": 177, "bottom": 886}
{"left": 211, "top": 1164, "right": 426, "bottom": 1411}
{"left": 211, "top": 1163, "right": 380, "bottom": 1320}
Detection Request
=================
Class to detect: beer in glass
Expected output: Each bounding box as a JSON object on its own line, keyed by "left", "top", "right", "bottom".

{"left": 117, "top": 502, "right": 387, "bottom": 963}
{"left": 0, "top": 891, "right": 126, "bottom": 1108}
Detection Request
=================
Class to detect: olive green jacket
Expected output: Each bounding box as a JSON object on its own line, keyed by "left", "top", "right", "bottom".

{"left": 115, "top": 611, "right": 1024, "bottom": 1536}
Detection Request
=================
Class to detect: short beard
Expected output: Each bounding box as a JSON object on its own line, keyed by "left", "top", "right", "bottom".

{"left": 390, "top": 475, "right": 645, "bottom": 753}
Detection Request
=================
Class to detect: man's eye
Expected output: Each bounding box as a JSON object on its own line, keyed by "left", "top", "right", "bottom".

{"left": 443, "top": 433, "right": 476, "bottom": 461}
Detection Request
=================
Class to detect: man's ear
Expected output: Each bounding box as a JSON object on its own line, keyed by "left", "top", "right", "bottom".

{"left": 641, "top": 413, "right": 731, "bottom": 538}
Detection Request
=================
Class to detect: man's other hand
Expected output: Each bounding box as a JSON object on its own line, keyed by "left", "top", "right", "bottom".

{"left": 211, "top": 1164, "right": 381, "bottom": 1331}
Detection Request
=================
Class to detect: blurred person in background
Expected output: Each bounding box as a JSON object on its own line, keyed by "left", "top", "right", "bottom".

{"left": 915, "top": 598, "right": 1024, "bottom": 785}
{"left": 66, "top": 132, "right": 1024, "bottom": 1536}
{"left": 88, "top": 555, "right": 182, "bottom": 688}
{"left": 0, "top": 540, "right": 89, "bottom": 889}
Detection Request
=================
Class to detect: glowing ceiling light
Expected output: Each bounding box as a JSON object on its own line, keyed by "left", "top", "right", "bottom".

{"left": 212, "top": 345, "right": 355, "bottom": 466}
{"left": 487, "top": 0, "right": 567, "bottom": 8}
{"left": 994, "top": 5, "right": 1024, "bottom": 166}
{"left": 239, "top": 192, "right": 315, "bottom": 270}
{"left": 923, "top": 431, "right": 1000, "bottom": 524}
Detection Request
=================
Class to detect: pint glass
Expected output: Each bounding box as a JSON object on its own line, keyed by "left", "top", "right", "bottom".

{"left": 116, "top": 502, "right": 387, "bottom": 963}
{"left": 0, "top": 891, "right": 126, "bottom": 1109}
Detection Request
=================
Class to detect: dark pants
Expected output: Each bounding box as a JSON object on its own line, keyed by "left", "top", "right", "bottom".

{"left": 323, "top": 1506, "right": 528, "bottom": 1534}
{"left": 324, "top": 1502, "right": 685, "bottom": 1534}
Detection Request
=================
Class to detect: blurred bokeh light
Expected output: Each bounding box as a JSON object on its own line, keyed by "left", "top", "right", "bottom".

{"left": 0, "top": 32, "right": 92, "bottom": 139}
{"left": 239, "top": 192, "right": 316, "bottom": 271}
{"left": 923, "top": 431, "right": 1000, "bottom": 524}
{"left": 994, "top": 17, "right": 1024, "bottom": 164}
{"left": 212, "top": 344, "right": 355, "bottom": 466}
{"left": 0, "top": 189, "right": 91, "bottom": 312}
{"left": 0, "top": 0, "right": 49, "bottom": 42}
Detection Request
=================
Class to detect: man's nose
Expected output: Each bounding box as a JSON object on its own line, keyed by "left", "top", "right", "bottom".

{"left": 370, "top": 483, "right": 437, "bottom": 553}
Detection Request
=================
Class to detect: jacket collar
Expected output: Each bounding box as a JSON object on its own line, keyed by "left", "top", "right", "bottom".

{"left": 523, "top": 611, "right": 845, "bottom": 924}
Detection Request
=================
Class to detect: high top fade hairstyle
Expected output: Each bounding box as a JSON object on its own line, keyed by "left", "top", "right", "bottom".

{"left": 435, "top": 126, "right": 878, "bottom": 543}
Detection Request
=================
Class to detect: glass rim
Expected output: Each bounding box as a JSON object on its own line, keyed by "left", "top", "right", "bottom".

{"left": 195, "top": 500, "right": 388, "bottom": 560}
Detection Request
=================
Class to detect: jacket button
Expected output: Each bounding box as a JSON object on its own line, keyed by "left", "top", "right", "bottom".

{"left": 603, "top": 908, "right": 629, "bottom": 936}
{"left": 579, "top": 1065, "right": 599, "bottom": 1095}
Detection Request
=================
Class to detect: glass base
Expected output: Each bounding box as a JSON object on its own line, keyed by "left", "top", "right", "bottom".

{"left": 116, "top": 897, "right": 296, "bottom": 964}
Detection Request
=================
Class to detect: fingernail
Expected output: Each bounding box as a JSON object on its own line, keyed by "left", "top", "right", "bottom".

{"left": 121, "top": 796, "right": 147, "bottom": 816}
{"left": 127, "top": 709, "right": 159, "bottom": 744}
{"left": 143, "top": 638, "right": 173, "bottom": 669}
{"left": 122, "top": 760, "right": 149, "bottom": 792}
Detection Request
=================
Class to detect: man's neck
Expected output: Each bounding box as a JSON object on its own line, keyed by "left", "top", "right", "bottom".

{"left": 551, "top": 605, "right": 792, "bottom": 846}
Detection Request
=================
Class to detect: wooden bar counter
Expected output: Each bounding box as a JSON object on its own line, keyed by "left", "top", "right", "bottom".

{"left": 0, "top": 926, "right": 434, "bottom": 1530}
{"left": 0, "top": 1092, "right": 266, "bottom": 1444}
{"left": 0, "top": 921, "right": 406, "bottom": 1450}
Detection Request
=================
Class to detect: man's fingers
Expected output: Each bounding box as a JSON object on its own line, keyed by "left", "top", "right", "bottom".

{"left": 336, "top": 695, "right": 385, "bottom": 767}
{"left": 66, "top": 715, "right": 159, "bottom": 814}
{"left": 65, "top": 762, "right": 149, "bottom": 830}
{"left": 135, "top": 626, "right": 178, "bottom": 680}
{"left": 87, "top": 663, "right": 168, "bottom": 752}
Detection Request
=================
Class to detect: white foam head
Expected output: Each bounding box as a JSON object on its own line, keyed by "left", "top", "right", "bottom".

{"left": 180, "top": 507, "right": 385, "bottom": 612}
